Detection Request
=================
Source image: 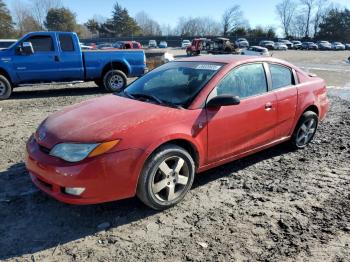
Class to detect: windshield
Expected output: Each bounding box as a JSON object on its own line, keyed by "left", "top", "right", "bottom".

{"left": 123, "top": 61, "right": 224, "bottom": 108}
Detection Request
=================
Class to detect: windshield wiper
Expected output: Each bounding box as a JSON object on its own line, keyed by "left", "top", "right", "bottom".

{"left": 131, "top": 93, "right": 164, "bottom": 105}
{"left": 123, "top": 92, "right": 184, "bottom": 109}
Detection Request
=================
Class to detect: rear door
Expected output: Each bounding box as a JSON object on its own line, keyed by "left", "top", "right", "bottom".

{"left": 206, "top": 63, "right": 277, "bottom": 162}
{"left": 267, "top": 63, "right": 298, "bottom": 138}
{"left": 13, "top": 34, "right": 60, "bottom": 83}
{"left": 57, "top": 33, "right": 84, "bottom": 81}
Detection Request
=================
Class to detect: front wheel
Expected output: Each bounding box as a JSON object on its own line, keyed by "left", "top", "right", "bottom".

{"left": 0, "top": 75, "right": 12, "bottom": 100}
{"left": 290, "top": 111, "right": 318, "bottom": 149}
{"left": 137, "top": 144, "right": 195, "bottom": 210}
{"left": 103, "top": 70, "right": 127, "bottom": 93}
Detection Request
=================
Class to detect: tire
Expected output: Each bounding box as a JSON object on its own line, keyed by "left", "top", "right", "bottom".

{"left": 103, "top": 70, "right": 127, "bottom": 93}
{"left": 186, "top": 51, "right": 192, "bottom": 56}
{"left": 290, "top": 111, "right": 318, "bottom": 149}
{"left": 0, "top": 75, "right": 12, "bottom": 100}
{"left": 137, "top": 144, "right": 195, "bottom": 210}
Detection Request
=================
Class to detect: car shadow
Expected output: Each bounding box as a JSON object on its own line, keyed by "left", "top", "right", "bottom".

{"left": 0, "top": 143, "right": 293, "bottom": 260}
{"left": 10, "top": 86, "right": 104, "bottom": 100}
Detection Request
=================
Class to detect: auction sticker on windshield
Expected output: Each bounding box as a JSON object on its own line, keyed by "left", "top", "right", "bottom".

{"left": 196, "top": 64, "right": 222, "bottom": 70}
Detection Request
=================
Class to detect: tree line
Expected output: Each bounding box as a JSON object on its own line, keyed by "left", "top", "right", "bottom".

{"left": 276, "top": 0, "right": 350, "bottom": 41}
{"left": 0, "top": 0, "right": 349, "bottom": 42}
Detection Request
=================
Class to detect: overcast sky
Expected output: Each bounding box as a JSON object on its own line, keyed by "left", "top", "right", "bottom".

{"left": 5, "top": 0, "right": 350, "bottom": 30}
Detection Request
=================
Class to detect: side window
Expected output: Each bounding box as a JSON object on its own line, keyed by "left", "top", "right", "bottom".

{"left": 59, "top": 34, "right": 75, "bottom": 52}
{"left": 216, "top": 64, "right": 267, "bottom": 99}
{"left": 269, "top": 64, "right": 293, "bottom": 90}
{"left": 26, "top": 35, "right": 54, "bottom": 52}
{"left": 133, "top": 43, "right": 139, "bottom": 49}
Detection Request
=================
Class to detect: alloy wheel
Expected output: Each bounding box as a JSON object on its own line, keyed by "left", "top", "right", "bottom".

{"left": 296, "top": 118, "right": 317, "bottom": 147}
{"left": 151, "top": 156, "right": 190, "bottom": 202}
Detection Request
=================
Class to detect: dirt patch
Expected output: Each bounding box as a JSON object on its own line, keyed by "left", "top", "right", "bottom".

{"left": 1, "top": 88, "right": 350, "bottom": 261}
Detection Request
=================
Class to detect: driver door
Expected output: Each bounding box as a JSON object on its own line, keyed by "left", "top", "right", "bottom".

{"left": 12, "top": 34, "right": 60, "bottom": 83}
{"left": 206, "top": 63, "right": 277, "bottom": 163}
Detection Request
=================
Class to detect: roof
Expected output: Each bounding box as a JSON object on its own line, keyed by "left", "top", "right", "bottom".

{"left": 178, "top": 54, "right": 294, "bottom": 68}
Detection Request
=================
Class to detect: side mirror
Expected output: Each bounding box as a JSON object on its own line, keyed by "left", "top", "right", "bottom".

{"left": 19, "top": 42, "right": 34, "bottom": 55}
{"left": 207, "top": 95, "right": 240, "bottom": 108}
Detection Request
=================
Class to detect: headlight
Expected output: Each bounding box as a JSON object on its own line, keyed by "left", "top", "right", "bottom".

{"left": 50, "top": 140, "right": 120, "bottom": 162}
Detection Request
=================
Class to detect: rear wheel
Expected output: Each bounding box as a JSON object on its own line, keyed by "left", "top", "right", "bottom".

{"left": 103, "top": 70, "right": 127, "bottom": 93}
{"left": 0, "top": 75, "right": 12, "bottom": 100}
{"left": 290, "top": 111, "right": 318, "bottom": 149}
{"left": 137, "top": 144, "right": 195, "bottom": 210}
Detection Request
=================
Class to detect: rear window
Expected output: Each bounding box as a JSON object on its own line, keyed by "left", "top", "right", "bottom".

{"left": 269, "top": 64, "right": 294, "bottom": 90}
{"left": 59, "top": 34, "right": 75, "bottom": 52}
{"left": 26, "top": 35, "right": 54, "bottom": 52}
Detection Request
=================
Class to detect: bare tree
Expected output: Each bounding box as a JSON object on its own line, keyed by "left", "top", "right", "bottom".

{"left": 135, "top": 11, "right": 162, "bottom": 36}
{"left": 313, "top": 0, "right": 330, "bottom": 36}
{"left": 30, "top": 0, "right": 62, "bottom": 29}
{"left": 12, "top": 0, "right": 42, "bottom": 34}
{"left": 276, "top": 0, "right": 297, "bottom": 37}
{"left": 300, "top": 0, "right": 316, "bottom": 38}
{"left": 290, "top": 12, "right": 308, "bottom": 38}
{"left": 222, "top": 5, "right": 243, "bottom": 36}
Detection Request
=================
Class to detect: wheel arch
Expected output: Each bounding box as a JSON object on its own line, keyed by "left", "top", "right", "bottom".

{"left": 101, "top": 60, "right": 130, "bottom": 78}
{"left": 0, "top": 67, "right": 13, "bottom": 85}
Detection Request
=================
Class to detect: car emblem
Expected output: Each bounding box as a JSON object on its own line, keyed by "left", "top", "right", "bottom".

{"left": 38, "top": 128, "right": 46, "bottom": 141}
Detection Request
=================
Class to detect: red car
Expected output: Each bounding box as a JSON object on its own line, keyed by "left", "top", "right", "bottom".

{"left": 25, "top": 55, "right": 329, "bottom": 210}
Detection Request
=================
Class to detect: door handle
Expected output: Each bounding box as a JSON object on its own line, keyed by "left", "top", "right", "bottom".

{"left": 54, "top": 55, "right": 60, "bottom": 62}
{"left": 265, "top": 102, "right": 273, "bottom": 111}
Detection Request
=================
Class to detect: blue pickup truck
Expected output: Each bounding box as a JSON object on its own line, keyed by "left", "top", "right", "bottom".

{"left": 0, "top": 32, "right": 147, "bottom": 100}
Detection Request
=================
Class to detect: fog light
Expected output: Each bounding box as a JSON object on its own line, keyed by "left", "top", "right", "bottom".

{"left": 65, "top": 187, "right": 85, "bottom": 196}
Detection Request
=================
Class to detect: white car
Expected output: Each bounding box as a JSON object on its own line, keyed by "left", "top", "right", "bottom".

{"left": 235, "top": 38, "right": 249, "bottom": 48}
{"left": 181, "top": 40, "right": 191, "bottom": 49}
{"left": 274, "top": 42, "right": 288, "bottom": 51}
{"left": 332, "top": 42, "right": 346, "bottom": 50}
{"left": 149, "top": 40, "right": 157, "bottom": 48}
{"left": 241, "top": 46, "right": 270, "bottom": 56}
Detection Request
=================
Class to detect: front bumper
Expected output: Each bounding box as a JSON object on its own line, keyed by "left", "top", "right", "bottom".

{"left": 25, "top": 136, "right": 144, "bottom": 205}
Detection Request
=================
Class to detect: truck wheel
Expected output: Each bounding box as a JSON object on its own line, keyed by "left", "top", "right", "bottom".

{"left": 137, "top": 144, "right": 195, "bottom": 210}
{"left": 186, "top": 51, "right": 192, "bottom": 56}
{"left": 103, "top": 70, "right": 127, "bottom": 93}
{"left": 0, "top": 75, "right": 12, "bottom": 100}
{"left": 290, "top": 111, "right": 318, "bottom": 149}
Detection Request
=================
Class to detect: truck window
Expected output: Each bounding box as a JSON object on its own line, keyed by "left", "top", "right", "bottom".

{"left": 26, "top": 35, "right": 54, "bottom": 52}
{"left": 59, "top": 34, "right": 75, "bottom": 52}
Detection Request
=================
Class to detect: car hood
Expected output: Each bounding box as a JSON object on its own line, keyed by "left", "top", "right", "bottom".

{"left": 36, "top": 95, "right": 181, "bottom": 149}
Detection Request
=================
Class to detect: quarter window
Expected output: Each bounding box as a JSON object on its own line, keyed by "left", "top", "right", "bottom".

{"left": 269, "top": 64, "right": 293, "bottom": 90}
{"left": 59, "top": 34, "right": 75, "bottom": 52}
{"left": 216, "top": 63, "right": 267, "bottom": 99}
{"left": 25, "top": 35, "right": 54, "bottom": 52}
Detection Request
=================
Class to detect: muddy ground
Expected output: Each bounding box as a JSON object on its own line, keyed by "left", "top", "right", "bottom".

{"left": 0, "top": 50, "right": 350, "bottom": 261}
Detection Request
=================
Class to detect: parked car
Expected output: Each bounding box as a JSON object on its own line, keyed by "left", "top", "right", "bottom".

{"left": 235, "top": 38, "right": 249, "bottom": 48}
{"left": 149, "top": 40, "right": 157, "bottom": 48}
{"left": 241, "top": 46, "right": 270, "bottom": 56}
{"left": 279, "top": 39, "right": 293, "bottom": 49}
{"left": 25, "top": 55, "right": 329, "bottom": 210}
{"left": 113, "top": 41, "right": 142, "bottom": 49}
{"left": 186, "top": 38, "right": 210, "bottom": 56}
{"left": 97, "top": 43, "right": 114, "bottom": 50}
{"left": 302, "top": 42, "right": 318, "bottom": 50}
{"left": 332, "top": 42, "right": 346, "bottom": 50}
{"left": 259, "top": 40, "right": 275, "bottom": 50}
{"left": 274, "top": 42, "right": 288, "bottom": 51}
{"left": 181, "top": 40, "right": 191, "bottom": 49}
{"left": 292, "top": 41, "right": 302, "bottom": 50}
{"left": 317, "top": 41, "right": 332, "bottom": 50}
{"left": 0, "top": 39, "right": 17, "bottom": 50}
{"left": 345, "top": 43, "right": 350, "bottom": 50}
{"left": 159, "top": 41, "right": 168, "bottom": 48}
{"left": 207, "top": 37, "right": 236, "bottom": 55}
{"left": 0, "top": 32, "right": 147, "bottom": 100}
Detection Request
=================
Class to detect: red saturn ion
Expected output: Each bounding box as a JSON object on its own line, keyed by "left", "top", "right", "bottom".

{"left": 25, "top": 55, "right": 329, "bottom": 210}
